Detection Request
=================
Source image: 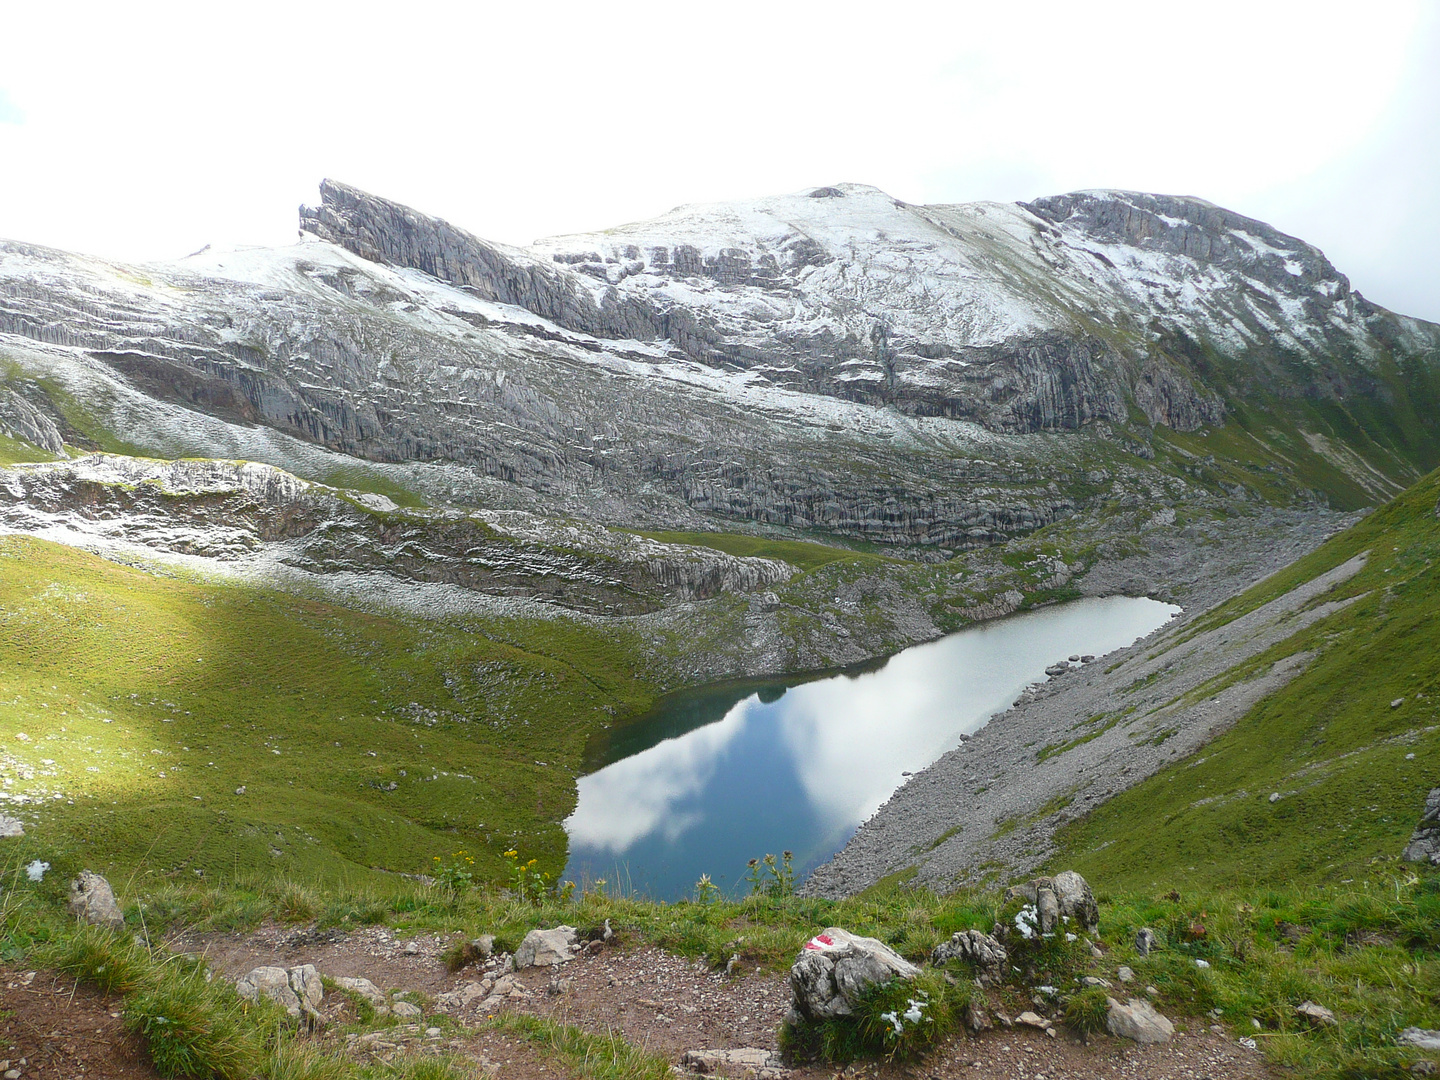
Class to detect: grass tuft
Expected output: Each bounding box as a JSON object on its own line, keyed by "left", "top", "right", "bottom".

{"left": 124, "top": 960, "right": 269, "bottom": 1079}
{"left": 1063, "top": 986, "right": 1112, "bottom": 1033}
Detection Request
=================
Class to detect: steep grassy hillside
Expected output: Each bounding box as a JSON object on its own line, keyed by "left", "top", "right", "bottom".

{"left": 0, "top": 535, "right": 660, "bottom": 888}
{"left": 1048, "top": 464, "right": 1440, "bottom": 888}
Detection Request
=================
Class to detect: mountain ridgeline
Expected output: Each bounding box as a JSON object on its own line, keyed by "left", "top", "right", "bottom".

{"left": 0, "top": 181, "right": 1434, "bottom": 563}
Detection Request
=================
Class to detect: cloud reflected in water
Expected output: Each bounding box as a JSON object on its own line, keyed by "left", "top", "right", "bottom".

{"left": 565, "top": 596, "right": 1179, "bottom": 893}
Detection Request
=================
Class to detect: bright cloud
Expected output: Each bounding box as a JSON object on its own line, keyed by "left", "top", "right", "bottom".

{"left": 0, "top": 1, "right": 1434, "bottom": 318}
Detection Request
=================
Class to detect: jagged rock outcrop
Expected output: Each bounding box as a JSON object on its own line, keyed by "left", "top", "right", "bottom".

{"left": 0, "top": 384, "right": 66, "bottom": 454}
{"left": 1403, "top": 787, "right": 1440, "bottom": 865}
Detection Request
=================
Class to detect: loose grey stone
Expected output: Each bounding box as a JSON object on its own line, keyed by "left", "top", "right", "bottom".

{"left": 67, "top": 871, "right": 124, "bottom": 929}
{"left": 0, "top": 816, "right": 23, "bottom": 838}
{"left": 1106, "top": 996, "right": 1175, "bottom": 1043}
{"left": 391, "top": 1000, "right": 423, "bottom": 1019}
{"left": 1296, "top": 1001, "right": 1337, "bottom": 1026}
{"left": 964, "top": 1000, "right": 994, "bottom": 1032}
{"left": 1135, "top": 928, "right": 1158, "bottom": 956}
{"left": 1399, "top": 1028, "right": 1440, "bottom": 1050}
{"left": 514, "top": 926, "right": 577, "bottom": 968}
{"left": 680, "top": 1047, "right": 787, "bottom": 1078}
{"left": 335, "top": 976, "right": 386, "bottom": 1006}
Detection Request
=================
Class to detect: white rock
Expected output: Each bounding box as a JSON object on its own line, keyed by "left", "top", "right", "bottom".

{"left": 335, "top": 976, "right": 386, "bottom": 1006}
{"left": 513, "top": 926, "right": 577, "bottom": 968}
{"left": 1296, "top": 1001, "right": 1337, "bottom": 1026}
{"left": 237, "top": 966, "right": 300, "bottom": 1015}
{"left": 1117, "top": 965, "right": 1135, "bottom": 983}
{"left": 680, "top": 1047, "right": 787, "bottom": 1078}
{"left": 236, "top": 964, "right": 323, "bottom": 1018}
{"left": 1399, "top": 1028, "right": 1440, "bottom": 1050}
{"left": 288, "top": 964, "right": 323, "bottom": 1011}
{"left": 0, "top": 816, "right": 23, "bottom": 838}
{"left": 1106, "top": 997, "right": 1175, "bottom": 1044}
{"left": 391, "top": 1000, "right": 422, "bottom": 1019}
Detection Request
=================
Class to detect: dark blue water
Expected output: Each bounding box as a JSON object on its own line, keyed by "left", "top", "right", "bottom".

{"left": 563, "top": 595, "right": 1178, "bottom": 900}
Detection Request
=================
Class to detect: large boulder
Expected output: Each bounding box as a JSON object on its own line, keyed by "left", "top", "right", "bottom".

{"left": 514, "top": 926, "right": 578, "bottom": 968}
{"left": 1004, "top": 870, "right": 1099, "bottom": 935}
{"left": 67, "top": 871, "right": 124, "bottom": 929}
{"left": 1106, "top": 997, "right": 1174, "bottom": 1043}
{"left": 931, "top": 929, "right": 1008, "bottom": 985}
{"left": 1403, "top": 788, "right": 1440, "bottom": 865}
{"left": 788, "top": 927, "right": 919, "bottom": 1022}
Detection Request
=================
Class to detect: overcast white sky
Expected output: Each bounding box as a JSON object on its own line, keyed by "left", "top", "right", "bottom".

{"left": 2, "top": 1, "right": 1436, "bottom": 320}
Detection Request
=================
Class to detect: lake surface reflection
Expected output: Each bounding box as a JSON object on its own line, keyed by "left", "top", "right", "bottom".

{"left": 564, "top": 595, "right": 1178, "bottom": 900}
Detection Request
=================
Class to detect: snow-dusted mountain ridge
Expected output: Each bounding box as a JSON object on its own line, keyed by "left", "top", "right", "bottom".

{"left": 0, "top": 179, "right": 1436, "bottom": 554}
{"left": 304, "top": 180, "right": 1438, "bottom": 435}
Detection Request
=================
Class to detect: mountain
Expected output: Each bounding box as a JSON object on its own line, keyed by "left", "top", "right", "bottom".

{"left": 0, "top": 182, "right": 1436, "bottom": 561}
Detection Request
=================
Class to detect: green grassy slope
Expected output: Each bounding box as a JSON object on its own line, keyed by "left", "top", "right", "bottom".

{"left": 1048, "top": 465, "right": 1440, "bottom": 889}
{"left": 625, "top": 530, "right": 892, "bottom": 573}
{"left": 0, "top": 535, "right": 659, "bottom": 889}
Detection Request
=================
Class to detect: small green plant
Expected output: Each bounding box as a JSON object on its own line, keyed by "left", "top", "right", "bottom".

{"left": 503, "top": 849, "right": 551, "bottom": 904}
{"left": 433, "top": 850, "right": 476, "bottom": 894}
{"left": 694, "top": 873, "right": 721, "bottom": 905}
{"left": 124, "top": 960, "right": 268, "bottom": 1079}
{"left": 745, "top": 851, "right": 795, "bottom": 898}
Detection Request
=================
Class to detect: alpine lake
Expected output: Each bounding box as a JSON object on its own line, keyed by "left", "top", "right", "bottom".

{"left": 564, "top": 595, "right": 1179, "bottom": 900}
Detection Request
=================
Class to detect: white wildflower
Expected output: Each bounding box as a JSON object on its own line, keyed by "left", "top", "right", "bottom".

{"left": 1014, "top": 904, "right": 1039, "bottom": 940}
{"left": 880, "top": 1010, "right": 903, "bottom": 1034}
{"left": 25, "top": 859, "right": 49, "bottom": 881}
{"left": 1065, "top": 933, "right": 1077, "bottom": 942}
{"left": 903, "top": 999, "right": 925, "bottom": 1024}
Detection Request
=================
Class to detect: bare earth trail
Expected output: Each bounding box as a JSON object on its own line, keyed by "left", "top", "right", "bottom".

{"left": 147, "top": 927, "right": 1273, "bottom": 1080}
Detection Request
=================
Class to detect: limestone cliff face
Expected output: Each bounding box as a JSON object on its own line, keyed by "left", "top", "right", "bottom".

{"left": 0, "top": 455, "right": 792, "bottom": 615}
